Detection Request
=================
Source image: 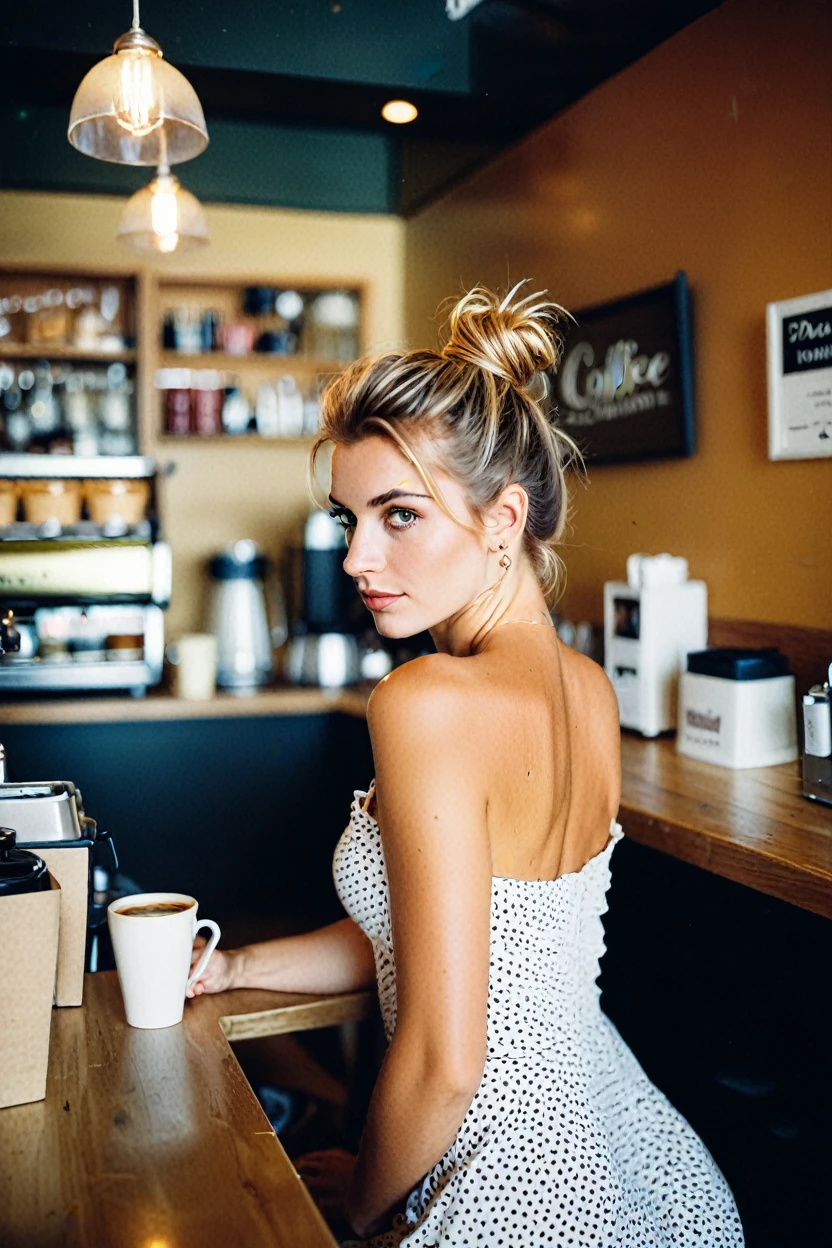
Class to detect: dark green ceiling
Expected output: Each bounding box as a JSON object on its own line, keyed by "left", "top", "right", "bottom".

{"left": 1, "top": 0, "right": 722, "bottom": 216}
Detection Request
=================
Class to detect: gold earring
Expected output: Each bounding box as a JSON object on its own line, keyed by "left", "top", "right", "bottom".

{"left": 499, "top": 543, "right": 511, "bottom": 571}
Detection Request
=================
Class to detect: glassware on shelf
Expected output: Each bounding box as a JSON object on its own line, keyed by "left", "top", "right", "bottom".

{"left": 275, "top": 376, "right": 304, "bottom": 437}
{"left": 307, "top": 290, "right": 360, "bottom": 360}
{"left": 221, "top": 384, "right": 251, "bottom": 435}
{"left": 0, "top": 359, "right": 137, "bottom": 455}
{"left": 172, "top": 307, "right": 203, "bottom": 355}
{"left": 254, "top": 381, "right": 280, "bottom": 436}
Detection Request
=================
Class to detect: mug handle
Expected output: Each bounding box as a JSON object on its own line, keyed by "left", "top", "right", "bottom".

{"left": 187, "top": 919, "right": 222, "bottom": 991}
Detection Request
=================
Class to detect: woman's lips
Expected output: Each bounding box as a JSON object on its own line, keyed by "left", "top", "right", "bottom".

{"left": 362, "top": 593, "right": 403, "bottom": 610}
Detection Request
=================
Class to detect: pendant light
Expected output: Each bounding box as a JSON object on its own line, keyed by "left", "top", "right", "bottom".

{"left": 116, "top": 169, "right": 209, "bottom": 255}
{"left": 68, "top": 0, "right": 208, "bottom": 166}
{"left": 117, "top": 132, "right": 208, "bottom": 254}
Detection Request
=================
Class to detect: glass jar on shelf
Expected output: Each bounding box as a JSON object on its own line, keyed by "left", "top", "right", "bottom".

{"left": 307, "top": 290, "right": 360, "bottom": 360}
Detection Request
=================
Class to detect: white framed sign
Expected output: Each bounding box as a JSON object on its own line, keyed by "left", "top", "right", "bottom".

{"left": 767, "top": 288, "right": 832, "bottom": 460}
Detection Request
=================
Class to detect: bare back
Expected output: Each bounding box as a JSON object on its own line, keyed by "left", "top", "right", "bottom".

{"left": 367, "top": 630, "right": 621, "bottom": 883}
{"left": 474, "top": 630, "right": 621, "bottom": 880}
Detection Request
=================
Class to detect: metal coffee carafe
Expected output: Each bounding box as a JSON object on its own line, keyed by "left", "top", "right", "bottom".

{"left": 283, "top": 510, "right": 363, "bottom": 688}
{"left": 207, "top": 540, "right": 288, "bottom": 690}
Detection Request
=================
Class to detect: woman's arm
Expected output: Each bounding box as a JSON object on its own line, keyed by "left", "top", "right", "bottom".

{"left": 190, "top": 915, "right": 377, "bottom": 997}
{"left": 346, "top": 661, "right": 492, "bottom": 1236}
{"left": 234, "top": 916, "right": 377, "bottom": 994}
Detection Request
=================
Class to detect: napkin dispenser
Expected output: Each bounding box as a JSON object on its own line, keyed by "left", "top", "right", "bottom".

{"left": 604, "top": 553, "right": 708, "bottom": 737}
{"left": 676, "top": 648, "right": 798, "bottom": 769}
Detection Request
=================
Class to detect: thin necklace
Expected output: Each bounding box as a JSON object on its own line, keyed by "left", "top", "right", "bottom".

{"left": 491, "top": 618, "right": 555, "bottom": 630}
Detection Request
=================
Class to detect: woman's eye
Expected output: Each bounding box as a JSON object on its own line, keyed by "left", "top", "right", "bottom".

{"left": 327, "top": 507, "right": 419, "bottom": 533}
{"left": 328, "top": 509, "right": 354, "bottom": 530}
{"left": 387, "top": 508, "right": 417, "bottom": 529}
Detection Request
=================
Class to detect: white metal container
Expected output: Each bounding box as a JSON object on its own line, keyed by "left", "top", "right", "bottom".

{"left": 604, "top": 553, "right": 708, "bottom": 737}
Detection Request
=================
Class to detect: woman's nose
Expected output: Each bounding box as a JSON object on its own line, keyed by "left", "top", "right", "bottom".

{"left": 342, "top": 527, "right": 382, "bottom": 578}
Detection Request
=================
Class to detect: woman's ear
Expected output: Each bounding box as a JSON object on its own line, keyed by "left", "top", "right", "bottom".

{"left": 486, "top": 482, "right": 528, "bottom": 547}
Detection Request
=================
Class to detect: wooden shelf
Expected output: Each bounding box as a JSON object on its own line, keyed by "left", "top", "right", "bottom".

{"left": 159, "top": 433, "right": 318, "bottom": 445}
{"left": 0, "top": 343, "right": 137, "bottom": 362}
{"left": 155, "top": 352, "right": 350, "bottom": 371}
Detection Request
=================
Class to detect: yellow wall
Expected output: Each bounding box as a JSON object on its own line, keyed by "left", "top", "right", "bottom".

{"left": 404, "top": 0, "right": 832, "bottom": 629}
{"left": 0, "top": 192, "right": 405, "bottom": 636}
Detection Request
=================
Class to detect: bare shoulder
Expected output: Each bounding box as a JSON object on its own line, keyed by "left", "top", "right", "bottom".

{"left": 583, "top": 653, "right": 620, "bottom": 727}
{"left": 367, "top": 651, "right": 468, "bottom": 731}
{"left": 366, "top": 653, "right": 483, "bottom": 809}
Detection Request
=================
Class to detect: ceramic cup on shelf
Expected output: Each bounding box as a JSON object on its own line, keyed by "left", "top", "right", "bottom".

{"left": 84, "top": 478, "right": 150, "bottom": 527}
{"left": 107, "top": 892, "right": 221, "bottom": 1029}
{"left": 19, "top": 479, "right": 83, "bottom": 527}
{"left": 165, "top": 633, "right": 218, "bottom": 700}
{"left": 0, "top": 480, "right": 19, "bottom": 526}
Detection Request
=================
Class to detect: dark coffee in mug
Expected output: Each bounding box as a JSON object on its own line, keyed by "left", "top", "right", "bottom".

{"left": 115, "top": 900, "right": 194, "bottom": 918}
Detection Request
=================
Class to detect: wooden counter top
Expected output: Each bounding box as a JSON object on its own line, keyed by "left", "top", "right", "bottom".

{"left": 0, "top": 971, "right": 374, "bottom": 1248}
{"left": 0, "top": 683, "right": 370, "bottom": 724}
{"left": 619, "top": 734, "right": 832, "bottom": 919}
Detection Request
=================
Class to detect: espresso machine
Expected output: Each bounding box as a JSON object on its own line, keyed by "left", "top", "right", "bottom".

{"left": 0, "top": 455, "right": 171, "bottom": 696}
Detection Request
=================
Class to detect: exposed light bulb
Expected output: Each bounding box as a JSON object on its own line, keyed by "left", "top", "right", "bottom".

{"left": 115, "top": 49, "right": 162, "bottom": 137}
{"left": 150, "top": 175, "right": 179, "bottom": 239}
{"left": 67, "top": 0, "right": 208, "bottom": 165}
{"left": 116, "top": 166, "right": 209, "bottom": 254}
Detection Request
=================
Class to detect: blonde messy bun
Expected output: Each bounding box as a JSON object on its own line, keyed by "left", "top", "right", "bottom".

{"left": 441, "top": 282, "right": 568, "bottom": 389}
{"left": 307, "top": 281, "right": 587, "bottom": 605}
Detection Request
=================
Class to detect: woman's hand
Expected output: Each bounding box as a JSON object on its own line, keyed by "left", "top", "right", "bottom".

{"left": 186, "top": 934, "right": 238, "bottom": 997}
{"left": 294, "top": 1147, "right": 359, "bottom": 1233}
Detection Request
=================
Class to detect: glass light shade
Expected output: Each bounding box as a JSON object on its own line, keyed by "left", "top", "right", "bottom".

{"left": 68, "top": 29, "right": 208, "bottom": 165}
{"left": 117, "top": 171, "right": 209, "bottom": 254}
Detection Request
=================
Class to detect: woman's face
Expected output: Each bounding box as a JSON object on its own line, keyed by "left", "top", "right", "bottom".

{"left": 329, "top": 435, "right": 489, "bottom": 638}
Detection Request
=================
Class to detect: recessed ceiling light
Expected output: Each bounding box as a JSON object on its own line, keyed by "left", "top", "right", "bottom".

{"left": 381, "top": 100, "right": 418, "bottom": 125}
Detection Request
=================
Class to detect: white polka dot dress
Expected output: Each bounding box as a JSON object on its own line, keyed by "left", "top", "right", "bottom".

{"left": 333, "top": 781, "right": 745, "bottom": 1248}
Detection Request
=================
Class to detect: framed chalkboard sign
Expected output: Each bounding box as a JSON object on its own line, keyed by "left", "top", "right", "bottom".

{"left": 553, "top": 272, "right": 695, "bottom": 465}
{"left": 766, "top": 288, "right": 832, "bottom": 460}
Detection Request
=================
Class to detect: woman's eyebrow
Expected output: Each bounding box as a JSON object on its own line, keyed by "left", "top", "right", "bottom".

{"left": 328, "top": 488, "right": 432, "bottom": 509}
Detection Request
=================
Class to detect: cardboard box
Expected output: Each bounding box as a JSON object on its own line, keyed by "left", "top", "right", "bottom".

{"left": 36, "top": 845, "right": 89, "bottom": 1007}
{"left": 0, "top": 872, "right": 61, "bottom": 1109}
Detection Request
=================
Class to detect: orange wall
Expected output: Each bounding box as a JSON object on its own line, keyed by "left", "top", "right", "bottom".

{"left": 404, "top": 0, "right": 832, "bottom": 629}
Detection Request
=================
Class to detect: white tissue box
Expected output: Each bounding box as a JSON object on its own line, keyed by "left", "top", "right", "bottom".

{"left": 677, "top": 670, "right": 798, "bottom": 769}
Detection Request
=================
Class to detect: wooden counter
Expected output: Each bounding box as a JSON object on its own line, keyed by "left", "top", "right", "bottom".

{"left": 0, "top": 683, "right": 363, "bottom": 724}
{"left": 2, "top": 683, "right": 830, "bottom": 918}
{"left": 619, "top": 734, "right": 832, "bottom": 920}
{"left": 0, "top": 971, "right": 374, "bottom": 1248}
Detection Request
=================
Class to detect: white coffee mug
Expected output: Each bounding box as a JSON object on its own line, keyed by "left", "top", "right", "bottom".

{"left": 107, "top": 892, "right": 221, "bottom": 1029}
{"left": 166, "top": 634, "right": 218, "bottom": 700}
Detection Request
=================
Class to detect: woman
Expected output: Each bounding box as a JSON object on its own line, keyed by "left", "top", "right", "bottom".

{"left": 188, "top": 283, "right": 745, "bottom": 1246}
